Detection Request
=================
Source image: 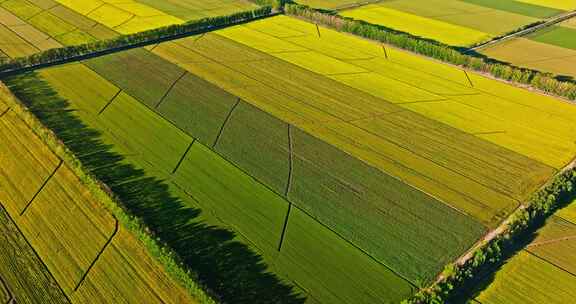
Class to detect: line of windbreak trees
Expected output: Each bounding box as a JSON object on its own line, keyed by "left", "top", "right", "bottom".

{"left": 0, "top": 6, "right": 273, "bottom": 75}
{"left": 403, "top": 167, "right": 576, "bottom": 303}
{"left": 285, "top": 3, "right": 576, "bottom": 101}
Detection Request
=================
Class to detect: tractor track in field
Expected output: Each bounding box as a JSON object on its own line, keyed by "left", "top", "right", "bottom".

{"left": 526, "top": 235, "right": 576, "bottom": 248}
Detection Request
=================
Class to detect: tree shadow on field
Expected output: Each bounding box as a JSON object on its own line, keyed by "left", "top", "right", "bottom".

{"left": 4, "top": 72, "right": 305, "bottom": 304}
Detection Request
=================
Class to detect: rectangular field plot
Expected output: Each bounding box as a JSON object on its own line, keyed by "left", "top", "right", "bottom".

{"left": 275, "top": 207, "right": 414, "bottom": 304}
{"left": 480, "top": 34, "right": 576, "bottom": 78}
{"left": 474, "top": 251, "right": 576, "bottom": 304}
{"left": 340, "top": 0, "right": 544, "bottom": 47}
{"left": 0, "top": 110, "right": 60, "bottom": 215}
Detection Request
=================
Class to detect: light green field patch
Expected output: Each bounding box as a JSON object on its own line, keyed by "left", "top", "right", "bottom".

{"left": 1, "top": 0, "right": 43, "bottom": 20}
{"left": 342, "top": 5, "right": 491, "bottom": 46}
{"left": 172, "top": 142, "right": 288, "bottom": 257}
{"left": 475, "top": 251, "right": 576, "bottom": 304}
{"left": 276, "top": 208, "right": 414, "bottom": 303}
{"left": 38, "top": 63, "right": 120, "bottom": 114}
{"left": 115, "top": 2, "right": 166, "bottom": 17}
{"left": 28, "top": 11, "right": 76, "bottom": 37}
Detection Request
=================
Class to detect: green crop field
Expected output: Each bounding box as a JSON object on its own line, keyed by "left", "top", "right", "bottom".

{"left": 480, "top": 17, "right": 576, "bottom": 78}
{"left": 0, "top": 89, "right": 196, "bottom": 303}
{"left": 473, "top": 210, "right": 576, "bottom": 304}
{"left": 2, "top": 1, "right": 576, "bottom": 303}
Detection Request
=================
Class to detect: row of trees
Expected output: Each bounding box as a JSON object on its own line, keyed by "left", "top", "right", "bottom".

{"left": 285, "top": 4, "right": 576, "bottom": 101}
{"left": 0, "top": 6, "right": 273, "bottom": 76}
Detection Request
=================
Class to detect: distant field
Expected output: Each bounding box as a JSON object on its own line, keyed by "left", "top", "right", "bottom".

{"left": 336, "top": 0, "right": 566, "bottom": 46}
{"left": 0, "top": 0, "right": 257, "bottom": 58}
{"left": 474, "top": 210, "right": 576, "bottom": 303}
{"left": 481, "top": 17, "right": 576, "bottom": 78}
{"left": 0, "top": 89, "right": 196, "bottom": 303}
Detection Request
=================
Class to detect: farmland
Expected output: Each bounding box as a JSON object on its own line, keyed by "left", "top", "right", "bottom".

{"left": 3, "top": 9, "right": 575, "bottom": 303}
{"left": 473, "top": 205, "right": 576, "bottom": 304}
{"left": 0, "top": 87, "right": 197, "bottom": 303}
{"left": 1, "top": 1, "right": 575, "bottom": 303}
{"left": 0, "top": 0, "right": 258, "bottom": 59}
{"left": 332, "top": 0, "right": 570, "bottom": 46}
{"left": 481, "top": 16, "right": 576, "bottom": 78}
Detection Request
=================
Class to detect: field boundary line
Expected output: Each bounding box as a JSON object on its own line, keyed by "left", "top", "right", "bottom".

{"left": 212, "top": 98, "right": 240, "bottom": 148}
{"left": 74, "top": 217, "right": 119, "bottom": 292}
{"left": 0, "top": 203, "right": 71, "bottom": 303}
{"left": 526, "top": 235, "right": 576, "bottom": 248}
{"left": 172, "top": 139, "right": 195, "bottom": 174}
{"left": 98, "top": 89, "right": 122, "bottom": 115}
{"left": 277, "top": 124, "right": 294, "bottom": 252}
{"left": 20, "top": 159, "right": 63, "bottom": 216}
{"left": 155, "top": 70, "right": 187, "bottom": 109}
{"left": 463, "top": 70, "right": 474, "bottom": 87}
{"left": 0, "top": 107, "right": 10, "bottom": 118}
{"left": 175, "top": 35, "right": 495, "bottom": 224}
{"left": 524, "top": 249, "right": 576, "bottom": 278}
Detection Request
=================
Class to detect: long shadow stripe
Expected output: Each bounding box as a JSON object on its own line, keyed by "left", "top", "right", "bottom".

{"left": 98, "top": 89, "right": 122, "bottom": 115}
{"left": 172, "top": 139, "right": 195, "bottom": 175}
{"left": 155, "top": 70, "right": 187, "bottom": 109}
{"left": 74, "top": 217, "right": 119, "bottom": 292}
{"left": 212, "top": 98, "right": 240, "bottom": 149}
{"left": 20, "top": 159, "right": 63, "bottom": 216}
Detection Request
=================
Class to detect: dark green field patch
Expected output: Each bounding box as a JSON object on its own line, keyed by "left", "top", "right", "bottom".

{"left": 290, "top": 127, "right": 486, "bottom": 285}
{"left": 215, "top": 101, "right": 290, "bottom": 196}
{"left": 460, "top": 0, "right": 565, "bottom": 19}
{"left": 529, "top": 25, "right": 576, "bottom": 50}
{"left": 157, "top": 72, "right": 238, "bottom": 145}
{"left": 85, "top": 48, "right": 186, "bottom": 108}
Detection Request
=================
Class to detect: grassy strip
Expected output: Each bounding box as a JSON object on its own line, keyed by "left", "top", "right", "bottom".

{"left": 284, "top": 3, "right": 576, "bottom": 100}
{"left": 403, "top": 166, "right": 576, "bottom": 303}
{"left": 0, "top": 6, "right": 273, "bottom": 75}
{"left": 0, "top": 82, "right": 218, "bottom": 303}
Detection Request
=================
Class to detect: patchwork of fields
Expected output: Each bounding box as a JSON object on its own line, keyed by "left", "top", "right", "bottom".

{"left": 481, "top": 16, "right": 576, "bottom": 78}
{"left": 316, "top": 0, "right": 574, "bottom": 46}
{"left": 474, "top": 205, "right": 576, "bottom": 304}
{"left": 6, "top": 10, "right": 576, "bottom": 303}
{"left": 0, "top": 0, "right": 257, "bottom": 59}
{"left": 0, "top": 89, "right": 196, "bottom": 303}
